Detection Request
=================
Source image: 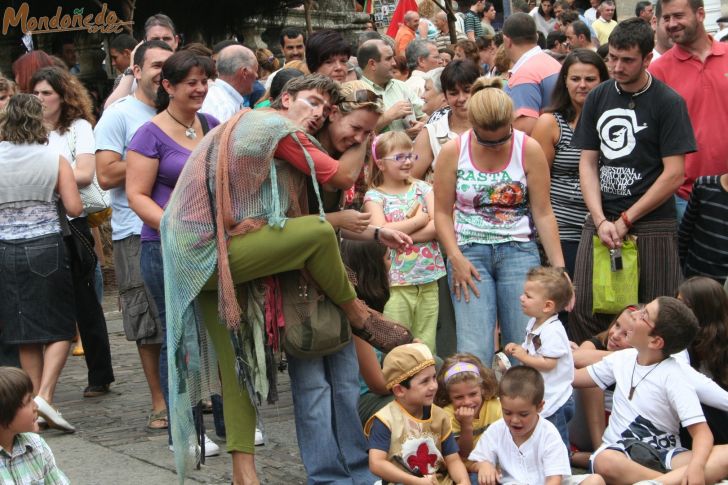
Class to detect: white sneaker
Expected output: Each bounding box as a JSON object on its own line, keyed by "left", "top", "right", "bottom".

{"left": 34, "top": 396, "right": 75, "bottom": 433}
{"left": 254, "top": 427, "right": 264, "bottom": 446}
{"left": 169, "top": 434, "right": 220, "bottom": 457}
{"left": 202, "top": 434, "right": 220, "bottom": 456}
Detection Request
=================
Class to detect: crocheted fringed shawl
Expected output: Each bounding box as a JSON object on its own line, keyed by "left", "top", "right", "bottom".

{"left": 160, "top": 109, "right": 325, "bottom": 481}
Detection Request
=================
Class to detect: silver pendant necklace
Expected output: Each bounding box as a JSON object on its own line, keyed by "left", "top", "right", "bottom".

{"left": 628, "top": 357, "right": 662, "bottom": 400}
{"left": 166, "top": 109, "right": 197, "bottom": 139}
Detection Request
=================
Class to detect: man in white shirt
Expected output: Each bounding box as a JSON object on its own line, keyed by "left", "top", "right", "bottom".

{"left": 404, "top": 40, "right": 442, "bottom": 100}
{"left": 584, "top": 0, "right": 600, "bottom": 25}
{"left": 200, "top": 45, "right": 258, "bottom": 122}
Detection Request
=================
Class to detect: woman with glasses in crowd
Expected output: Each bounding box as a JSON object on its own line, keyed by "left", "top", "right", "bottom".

{"left": 433, "top": 77, "right": 565, "bottom": 367}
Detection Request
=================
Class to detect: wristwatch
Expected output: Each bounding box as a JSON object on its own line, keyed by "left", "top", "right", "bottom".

{"left": 123, "top": 67, "right": 133, "bottom": 76}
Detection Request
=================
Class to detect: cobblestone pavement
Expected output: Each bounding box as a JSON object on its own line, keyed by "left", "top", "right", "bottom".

{"left": 46, "top": 284, "right": 306, "bottom": 484}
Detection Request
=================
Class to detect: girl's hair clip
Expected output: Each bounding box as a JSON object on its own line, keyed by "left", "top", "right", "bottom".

{"left": 371, "top": 134, "right": 382, "bottom": 162}
{"left": 443, "top": 361, "right": 480, "bottom": 384}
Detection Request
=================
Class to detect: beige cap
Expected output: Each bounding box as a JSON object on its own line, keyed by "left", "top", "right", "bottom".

{"left": 382, "top": 343, "right": 435, "bottom": 390}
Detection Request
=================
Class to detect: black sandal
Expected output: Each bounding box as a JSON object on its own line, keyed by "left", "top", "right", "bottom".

{"left": 351, "top": 310, "right": 413, "bottom": 353}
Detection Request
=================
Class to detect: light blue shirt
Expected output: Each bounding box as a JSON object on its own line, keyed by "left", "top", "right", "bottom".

{"left": 200, "top": 78, "right": 245, "bottom": 123}
{"left": 94, "top": 95, "right": 155, "bottom": 240}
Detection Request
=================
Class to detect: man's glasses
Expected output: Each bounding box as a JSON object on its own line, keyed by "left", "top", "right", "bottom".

{"left": 380, "top": 152, "right": 419, "bottom": 163}
{"left": 474, "top": 126, "right": 513, "bottom": 147}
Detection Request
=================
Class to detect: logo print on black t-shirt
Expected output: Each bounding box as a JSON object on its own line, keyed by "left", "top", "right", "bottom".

{"left": 596, "top": 108, "right": 647, "bottom": 159}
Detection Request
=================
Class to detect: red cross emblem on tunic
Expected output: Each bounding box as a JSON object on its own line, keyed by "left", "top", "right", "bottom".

{"left": 406, "top": 442, "right": 438, "bottom": 475}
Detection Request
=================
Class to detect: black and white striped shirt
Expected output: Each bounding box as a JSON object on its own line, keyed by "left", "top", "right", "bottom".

{"left": 678, "top": 175, "right": 728, "bottom": 285}
{"left": 550, "top": 112, "right": 588, "bottom": 242}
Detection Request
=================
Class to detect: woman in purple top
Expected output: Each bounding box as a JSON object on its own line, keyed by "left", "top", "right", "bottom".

{"left": 126, "top": 51, "right": 220, "bottom": 453}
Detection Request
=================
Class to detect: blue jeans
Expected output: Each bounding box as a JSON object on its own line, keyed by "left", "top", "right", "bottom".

{"left": 140, "top": 241, "right": 170, "bottom": 441}
{"left": 449, "top": 241, "right": 541, "bottom": 366}
{"left": 287, "top": 340, "right": 376, "bottom": 485}
{"left": 675, "top": 195, "right": 688, "bottom": 225}
{"left": 546, "top": 393, "right": 575, "bottom": 447}
{"left": 93, "top": 261, "right": 103, "bottom": 304}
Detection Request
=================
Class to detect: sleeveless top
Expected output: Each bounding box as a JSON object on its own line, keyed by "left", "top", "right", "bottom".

{"left": 365, "top": 401, "right": 453, "bottom": 483}
{"left": 0, "top": 142, "right": 60, "bottom": 240}
{"left": 550, "top": 112, "right": 588, "bottom": 242}
{"left": 453, "top": 129, "right": 532, "bottom": 246}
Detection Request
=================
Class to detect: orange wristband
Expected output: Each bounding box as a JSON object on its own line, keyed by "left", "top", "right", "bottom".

{"left": 620, "top": 211, "right": 633, "bottom": 229}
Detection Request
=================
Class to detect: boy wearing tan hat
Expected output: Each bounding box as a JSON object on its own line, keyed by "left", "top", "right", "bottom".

{"left": 364, "top": 343, "right": 469, "bottom": 485}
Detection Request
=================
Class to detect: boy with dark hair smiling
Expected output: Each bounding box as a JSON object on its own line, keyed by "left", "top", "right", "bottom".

{"left": 574, "top": 297, "right": 728, "bottom": 484}
{"left": 365, "top": 343, "right": 469, "bottom": 484}
{"left": 0, "top": 367, "right": 69, "bottom": 484}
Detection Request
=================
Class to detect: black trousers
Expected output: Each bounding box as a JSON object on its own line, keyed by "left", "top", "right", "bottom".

{"left": 66, "top": 217, "right": 115, "bottom": 387}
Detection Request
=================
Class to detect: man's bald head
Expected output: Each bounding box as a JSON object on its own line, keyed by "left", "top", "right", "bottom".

{"left": 216, "top": 44, "right": 258, "bottom": 95}
{"left": 217, "top": 45, "right": 256, "bottom": 76}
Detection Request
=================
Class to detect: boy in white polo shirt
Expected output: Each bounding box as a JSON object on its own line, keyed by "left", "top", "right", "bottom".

{"left": 469, "top": 366, "right": 604, "bottom": 485}
{"left": 574, "top": 297, "right": 728, "bottom": 484}
{"left": 505, "top": 266, "right": 575, "bottom": 446}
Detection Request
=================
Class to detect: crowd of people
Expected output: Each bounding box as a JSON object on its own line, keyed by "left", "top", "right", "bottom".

{"left": 1, "top": 0, "right": 728, "bottom": 483}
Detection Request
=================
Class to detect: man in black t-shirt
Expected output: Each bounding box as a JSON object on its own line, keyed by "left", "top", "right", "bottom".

{"left": 568, "top": 18, "right": 696, "bottom": 343}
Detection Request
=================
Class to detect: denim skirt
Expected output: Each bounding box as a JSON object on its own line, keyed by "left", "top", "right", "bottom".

{"left": 0, "top": 232, "right": 76, "bottom": 344}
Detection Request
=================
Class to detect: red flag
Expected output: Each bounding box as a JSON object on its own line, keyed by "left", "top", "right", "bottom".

{"left": 363, "top": 0, "right": 373, "bottom": 14}
{"left": 386, "top": 0, "right": 419, "bottom": 38}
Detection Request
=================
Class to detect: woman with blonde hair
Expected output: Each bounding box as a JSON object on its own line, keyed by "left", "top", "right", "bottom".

{"left": 0, "top": 94, "right": 82, "bottom": 432}
{"left": 287, "top": 80, "right": 386, "bottom": 484}
{"left": 434, "top": 77, "right": 564, "bottom": 366}
{"left": 0, "top": 77, "right": 16, "bottom": 109}
{"left": 255, "top": 48, "right": 280, "bottom": 83}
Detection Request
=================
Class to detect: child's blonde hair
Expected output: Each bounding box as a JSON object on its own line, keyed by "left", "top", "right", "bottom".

{"left": 0, "top": 367, "right": 33, "bottom": 428}
{"left": 526, "top": 266, "right": 574, "bottom": 313}
{"left": 0, "top": 77, "right": 16, "bottom": 96}
{"left": 369, "top": 131, "right": 413, "bottom": 188}
{"left": 435, "top": 353, "right": 498, "bottom": 407}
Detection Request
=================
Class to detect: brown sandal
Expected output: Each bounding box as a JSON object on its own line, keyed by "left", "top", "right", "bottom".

{"left": 147, "top": 409, "right": 168, "bottom": 430}
{"left": 351, "top": 310, "right": 413, "bottom": 353}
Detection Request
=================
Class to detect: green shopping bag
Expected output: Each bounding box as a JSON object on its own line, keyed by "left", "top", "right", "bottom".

{"left": 592, "top": 236, "right": 639, "bottom": 314}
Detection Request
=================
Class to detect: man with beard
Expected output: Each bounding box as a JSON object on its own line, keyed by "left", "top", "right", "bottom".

{"left": 94, "top": 40, "right": 174, "bottom": 430}
{"left": 649, "top": 0, "right": 728, "bottom": 221}
{"left": 567, "top": 18, "right": 696, "bottom": 343}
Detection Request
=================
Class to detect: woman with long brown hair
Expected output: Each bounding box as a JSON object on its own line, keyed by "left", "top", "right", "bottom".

{"left": 30, "top": 66, "right": 115, "bottom": 400}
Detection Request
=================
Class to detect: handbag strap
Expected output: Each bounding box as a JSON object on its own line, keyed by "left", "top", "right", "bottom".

{"left": 197, "top": 112, "right": 210, "bottom": 135}
{"left": 66, "top": 124, "right": 77, "bottom": 166}
{"left": 56, "top": 200, "right": 72, "bottom": 237}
